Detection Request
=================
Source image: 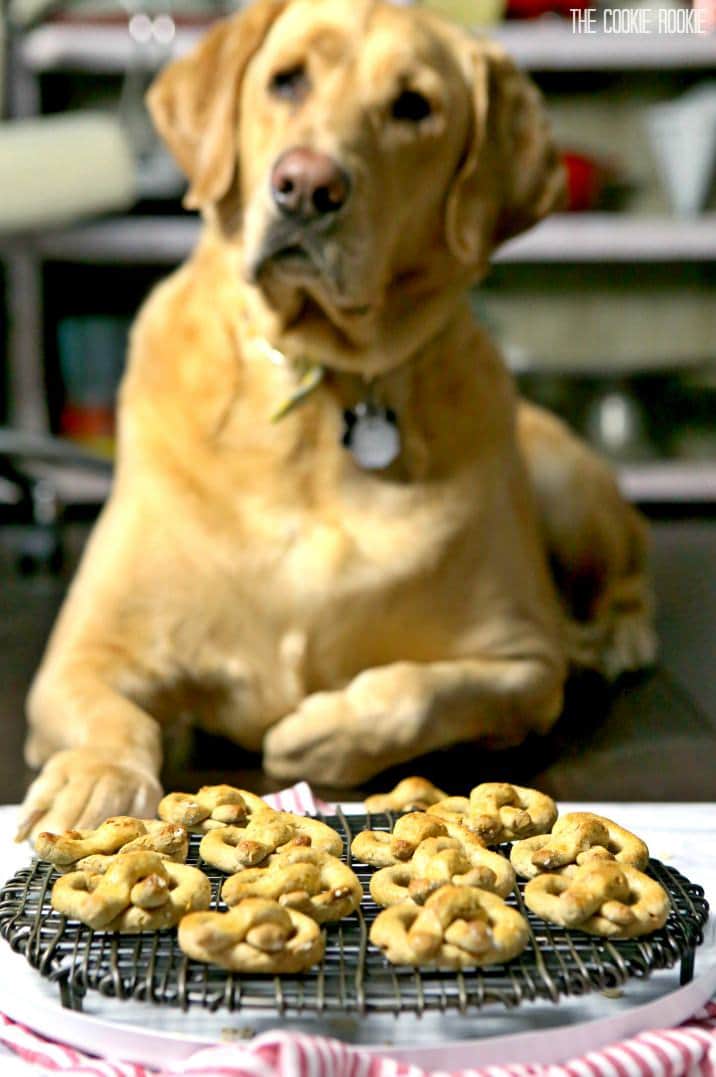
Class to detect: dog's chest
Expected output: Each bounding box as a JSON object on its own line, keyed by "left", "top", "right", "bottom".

{"left": 239, "top": 471, "right": 476, "bottom": 618}
{"left": 228, "top": 482, "right": 475, "bottom": 695}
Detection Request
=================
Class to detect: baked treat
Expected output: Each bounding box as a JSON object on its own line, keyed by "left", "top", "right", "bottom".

{"left": 364, "top": 777, "right": 448, "bottom": 814}
{"left": 428, "top": 783, "right": 558, "bottom": 844}
{"left": 523, "top": 860, "right": 670, "bottom": 938}
{"left": 178, "top": 898, "right": 324, "bottom": 973}
{"left": 35, "top": 817, "right": 189, "bottom": 872}
{"left": 370, "top": 884, "right": 529, "bottom": 969}
{"left": 200, "top": 811, "right": 342, "bottom": 872}
{"left": 511, "top": 812, "right": 650, "bottom": 880}
{"left": 51, "top": 850, "right": 211, "bottom": 931}
{"left": 221, "top": 846, "right": 362, "bottom": 923}
{"left": 351, "top": 811, "right": 488, "bottom": 868}
{"left": 157, "top": 784, "right": 275, "bottom": 833}
{"left": 369, "top": 835, "right": 514, "bottom": 907}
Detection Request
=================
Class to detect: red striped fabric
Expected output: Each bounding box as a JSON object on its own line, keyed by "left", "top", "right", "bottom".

{"left": 1, "top": 1004, "right": 715, "bottom": 1077}
{"left": 262, "top": 782, "right": 328, "bottom": 815}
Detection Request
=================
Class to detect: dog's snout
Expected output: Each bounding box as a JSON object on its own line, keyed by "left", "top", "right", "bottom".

{"left": 271, "top": 148, "right": 350, "bottom": 220}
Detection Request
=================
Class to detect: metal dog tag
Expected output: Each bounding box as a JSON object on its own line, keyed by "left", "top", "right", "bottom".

{"left": 342, "top": 402, "right": 401, "bottom": 470}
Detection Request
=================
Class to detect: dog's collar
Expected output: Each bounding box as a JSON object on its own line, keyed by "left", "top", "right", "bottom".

{"left": 251, "top": 337, "right": 401, "bottom": 471}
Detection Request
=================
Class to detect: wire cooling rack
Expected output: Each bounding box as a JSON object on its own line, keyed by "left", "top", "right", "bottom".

{"left": 0, "top": 809, "right": 709, "bottom": 1017}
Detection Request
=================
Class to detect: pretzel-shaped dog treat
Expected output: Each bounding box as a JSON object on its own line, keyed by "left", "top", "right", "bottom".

{"left": 158, "top": 785, "right": 275, "bottom": 833}
{"left": 221, "top": 847, "right": 362, "bottom": 922}
{"left": 511, "top": 812, "right": 649, "bottom": 880}
{"left": 428, "top": 784, "right": 557, "bottom": 843}
{"left": 524, "top": 861, "right": 670, "bottom": 938}
{"left": 280, "top": 813, "right": 343, "bottom": 857}
{"left": 364, "top": 777, "right": 448, "bottom": 814}
{"left": 114, "top": 861, "right": 212, "bottom": 932}
{"left": 178, "top": 898, "right": 324, "bottom": 973}
{"left": 351, "top": 812, "right": 488, "bottom": 868}
{"left": 370, "top": 836, "right": 515, "bottom": 907}
{"left": 370, "top": 884, "right": 528, "bottom": 969}
{"left": 200, "top": 811, "right": 342, "bottom": 873}
{"left": 35, "top": 817, "right": 189, "bottom": 871}
{"left": 51, "top": 850, "right": 211, "bottom": 931}
{"left": 71, "top": 822, "right": 190, "bottom": 876}
{"left": 352, "top": 813, "right": 447, "bottom": 867}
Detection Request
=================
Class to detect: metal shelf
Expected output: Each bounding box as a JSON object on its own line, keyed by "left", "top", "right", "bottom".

{"left": 21, "top": 23, "right": 203, "bottom": 74}
{"left": 499, "top": 213, "right": 716, "bottom": 263}
{"left": 491, "top": 22, "right": 716, "bottom": 71}
{"left": 16, "top": 212, "right": 716, "bottom": 265}
{"left": 20, "top": 20, "right": 716, "bottom": 75}
{"left": 28, "top": 216, "right": 200, "bottom": 264}
{"left": 619, "top": 461, "right": 716, "bottom": 504}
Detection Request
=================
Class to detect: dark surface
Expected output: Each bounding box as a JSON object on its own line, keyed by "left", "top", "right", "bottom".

{"left": 166, "top": 668, "right": 716, "bottom": 803}
{"left": 1, "top": 521, "right": 716, "bottom": 806}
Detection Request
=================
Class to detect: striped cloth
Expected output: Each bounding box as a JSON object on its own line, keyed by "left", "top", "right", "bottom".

{"left": 1, "top": 784, "right": 714, "bottom": 1077}
{"left": 261, "top": 781, "right": 325, "bottom": 814}
{"left": 0, "top": 1005, "right": 715, "bottom": 1077}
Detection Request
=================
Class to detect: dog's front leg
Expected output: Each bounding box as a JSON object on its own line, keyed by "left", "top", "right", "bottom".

{"left": 16, "top": 667, "right": 163, "bottom": 843}
{"left": 263, "top": 654, "right": 565, "bottom": 787}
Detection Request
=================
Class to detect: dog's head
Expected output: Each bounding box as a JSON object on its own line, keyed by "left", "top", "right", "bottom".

{"left": 148, "top": 0, "right": 564, "bottom": 323}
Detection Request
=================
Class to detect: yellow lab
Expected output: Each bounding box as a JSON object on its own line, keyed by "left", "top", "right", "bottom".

{"left": 18, "top": 0, "right": 655, "bottom": 839}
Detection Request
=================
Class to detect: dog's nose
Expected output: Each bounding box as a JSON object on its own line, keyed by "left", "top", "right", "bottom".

{"left": 271, "top": 149, "right": 350, "bottom": 220}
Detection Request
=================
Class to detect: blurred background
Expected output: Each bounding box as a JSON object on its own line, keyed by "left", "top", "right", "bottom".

{"left": 0, "top": 0, "right": 715, "bottom": 798}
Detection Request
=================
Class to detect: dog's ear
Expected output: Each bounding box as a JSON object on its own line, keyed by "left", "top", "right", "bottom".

{"left": 445, "top": 39, "right": 566, "bottom": 265}
{"left": 146, "top": 0, "right": 287, "bottom": 210}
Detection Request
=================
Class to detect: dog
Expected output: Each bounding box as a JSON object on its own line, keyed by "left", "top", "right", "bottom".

{"left": 17, "top": 0, "right": 655, "bottom": 841}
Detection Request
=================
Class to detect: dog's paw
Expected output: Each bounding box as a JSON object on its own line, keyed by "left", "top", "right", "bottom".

{"left": 264, "top": 670, "right": 427, "bottom": 788}
{"left": 263, "top": 691, "right": 354, "bottom": 786}
{"left": 16, "top": 749, "right": 163, "bottom": 845}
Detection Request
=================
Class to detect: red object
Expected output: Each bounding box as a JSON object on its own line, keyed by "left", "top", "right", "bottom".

{"left": 61, "top": 403, "right": 115, "bottom": 439}
{"left": 506, "top": 0, "right": 591, "bottom": 19}
{"left": 561, "top": 150, "right": 611, "bottom": 212}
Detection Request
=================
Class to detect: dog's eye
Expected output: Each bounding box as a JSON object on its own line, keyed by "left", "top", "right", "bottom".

{"left": 391, "top": 89, "right": 432, "bottom": 123}
{"left": 269, "top": 65, "right": 310, "bottom": 102}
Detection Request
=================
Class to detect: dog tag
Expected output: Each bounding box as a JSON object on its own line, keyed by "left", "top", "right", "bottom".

{"left": 342, "top": 402, "right": 401, "bottom": 470}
